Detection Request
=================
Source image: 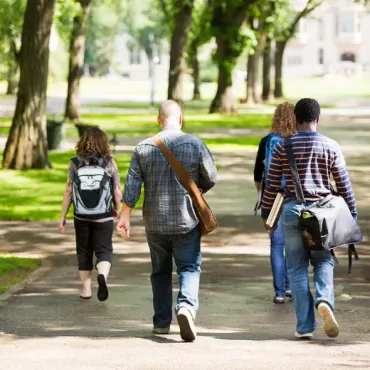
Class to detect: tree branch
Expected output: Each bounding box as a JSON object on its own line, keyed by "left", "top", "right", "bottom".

{"left": 286, "top": 0, "right": 323, "bottom": 40}
{"left": 158, "top": 0, "right": 171, "bottom": 23}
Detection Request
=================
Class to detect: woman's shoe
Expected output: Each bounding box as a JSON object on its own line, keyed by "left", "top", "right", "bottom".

{"left": 80, "top": 295, "right": 91, "bottom": 300}
{"left": 97, "top": 274, "right": 109, "bottom": 302}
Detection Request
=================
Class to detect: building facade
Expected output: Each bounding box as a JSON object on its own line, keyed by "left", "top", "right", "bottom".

{"left": 284, "top": 0, "right": 370, "bottom": 77}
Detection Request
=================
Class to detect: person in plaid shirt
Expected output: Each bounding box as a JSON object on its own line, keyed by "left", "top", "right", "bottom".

{"left": 117, "top": 100, "right": 217, "bottom": 342}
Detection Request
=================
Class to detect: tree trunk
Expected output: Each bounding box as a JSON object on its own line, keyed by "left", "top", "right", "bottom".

{"left": 167, "top": 0, "right": 195, "bottom": 104}
{"left": 274, "top": 41, "right": 286, "bottom": 99}
{"left": 6, "top": 60, "right": 18, "bottom": 95}
{"left": 192, "top": 53, "right": 201, "bottom": 100}
{"left": 6, "top": 39, "right": 20, "bottom": 95}
{"left": 2, "top": 0, "right": 56, "bottom": 170}
{"left": 262, "top": 37, "right": 272, "bottom": 101}
{"left": 65, "top": 0, "right": 92, "bottom": 121}
{"left": 246, "top": 54, "right": 257, "bottom": 104}
{"left": 210, "top": 61, "right": 236, "bottom": 114}
{"left": 246, "top": 34, "right": 266, "bottom": 104}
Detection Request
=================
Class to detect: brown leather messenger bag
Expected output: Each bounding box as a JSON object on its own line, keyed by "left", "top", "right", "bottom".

{"left": 152, "top": 135, "right": 218, "bottom": 236}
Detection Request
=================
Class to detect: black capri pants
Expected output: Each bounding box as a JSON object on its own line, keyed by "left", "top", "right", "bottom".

{"left": 74, "top": 218, "right": 113, "bottom": 271}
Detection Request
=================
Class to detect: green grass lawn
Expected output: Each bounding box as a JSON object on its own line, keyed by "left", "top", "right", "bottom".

{"left": 0, "top": 256, "right": 41, "bottom": 293}
{"left": 0, "top": 151, "right": 136, "bottom": 221}
{"left": 203, "top": 137, "right": 260, "bottom": 147}
{"left": 0, "top": 113, "right": 272, "bottom": 138}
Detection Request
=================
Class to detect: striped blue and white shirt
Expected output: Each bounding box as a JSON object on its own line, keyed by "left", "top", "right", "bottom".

{"left": 122, "top": 126, "right": 217, "bottom": 235}
{"left": 261, "top": 131, "right": 357, "bottom": 219}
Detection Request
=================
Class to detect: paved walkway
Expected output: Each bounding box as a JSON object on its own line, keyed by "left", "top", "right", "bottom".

{"left": 1, "top": 121, "right": 370, "bottom": 369}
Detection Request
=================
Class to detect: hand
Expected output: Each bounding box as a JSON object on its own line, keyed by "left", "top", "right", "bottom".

{"left": 117, "top": 215, "right": 130, "bottom": 238}
{"left": 263, "top": 219, "right": 277, "bottom": 232}
{"left": 59, "top": 218, "right": 67, "bottom": 234}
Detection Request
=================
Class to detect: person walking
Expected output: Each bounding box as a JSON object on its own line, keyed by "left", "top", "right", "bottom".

{"left": 254, "top": 102, "right": 296, "bottom": 304}
{"left": 59, "top": 127, "right": 122, "bottom": 301}
{"left": 261, "top": 98, "right": 358, "bottom": 339}
{"left": 117, "top": 100, "right": 217, "bottom": 342}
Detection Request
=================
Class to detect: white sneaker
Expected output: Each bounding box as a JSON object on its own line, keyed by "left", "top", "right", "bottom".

{"left": 317, "top": 302, "right": 339, "bottom": 338}
{"left": 176, "top": 307, "right": 196, "bottom": 342}
{"left": 152, "top": 327, "right": 170, "bottom": 335}
{"left": 295, "top": 332, "right": 313, "bottom": 339}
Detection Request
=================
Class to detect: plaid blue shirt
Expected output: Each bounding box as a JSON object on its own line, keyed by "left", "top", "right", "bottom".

{"left": 122, "top": 126, "right": 217, "bottom": 235}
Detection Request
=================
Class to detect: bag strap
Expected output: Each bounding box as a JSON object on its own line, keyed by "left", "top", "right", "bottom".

{"left": 152, "top": 136, "right": 201, "bottom": 198}
{"left": 348, "top": 244, "right": 359, "bottom": 274}
{"left": 284, "top": 137, "right": 306, "bottom": 204}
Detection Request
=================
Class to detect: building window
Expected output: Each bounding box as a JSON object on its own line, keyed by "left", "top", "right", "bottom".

{"left": 129, "top": 48, "right": 141, "bottom": 65}
{"left": 318, "top": 49, "right": 324, "bottom": 64}
{"left": 338, "top": 12, "right": 355, "bottom": 33}
{"left": 318, "top": 19, "right": 324, "bottom": 40}
{"left": 287, "top": 56, "right": 302, "bottom": 65}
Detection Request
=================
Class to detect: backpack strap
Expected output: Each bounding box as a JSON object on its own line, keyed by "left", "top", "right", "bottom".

{"left": 284, "top": 137, "right": 306, "bottom": 204}
{"left": 71, "top": 157, "right": 81, "bottom": 168}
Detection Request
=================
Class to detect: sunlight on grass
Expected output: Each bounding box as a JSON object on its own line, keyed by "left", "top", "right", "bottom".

{"left": 0, "top": 256, "right": 40, "bottom": 293}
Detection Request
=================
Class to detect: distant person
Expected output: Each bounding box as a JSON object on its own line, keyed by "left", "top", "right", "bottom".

{"left": 117, "top": 100, "right": 217, "bottom": 342}
{"left": 261, "top": 98, "right": 358, "bottom": 339}
{"left": 254, "top": 102, "right": 296, "bottom": 304}
{"left": 59, "top": 127, "right": 122, "bottom": 301}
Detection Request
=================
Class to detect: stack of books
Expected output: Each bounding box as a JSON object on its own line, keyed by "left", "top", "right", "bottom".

{"left": 266, "top": 193, "right": 284, "bottom": 228}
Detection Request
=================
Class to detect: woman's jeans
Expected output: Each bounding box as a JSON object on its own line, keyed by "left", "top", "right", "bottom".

{"left": 282, "top": 200, "right": 335, "bottom": 335}
{"left": 270, "top": 219, "right": 290, "bottom": 297}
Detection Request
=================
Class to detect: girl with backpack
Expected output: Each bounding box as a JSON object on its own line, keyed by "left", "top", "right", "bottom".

{"left": 59, "top": 127, "right": 122, "bottom": 301}
{"left": 253, "top": 102, "right": 297, "bottom": 304}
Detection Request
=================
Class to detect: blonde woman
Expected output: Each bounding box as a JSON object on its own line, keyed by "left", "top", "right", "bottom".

{"left": 59, "top": 127, "right": 122, "bottom": 301}
{"left": 254, "top": 102, "right": 296, "bottom": 304}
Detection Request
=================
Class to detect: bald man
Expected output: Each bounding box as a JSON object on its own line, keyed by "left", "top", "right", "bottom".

{"left": 117, "top": 100, "right": 217, "bottom": 342}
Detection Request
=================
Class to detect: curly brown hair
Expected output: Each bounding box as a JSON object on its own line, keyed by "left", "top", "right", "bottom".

{"left": 76, "top": 127, "right": 111, "bottom": 157}
{"left": 270, "top": 102, "right": 297, "bottom": 137}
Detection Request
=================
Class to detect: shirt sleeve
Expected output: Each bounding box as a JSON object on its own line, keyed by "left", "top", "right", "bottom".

{"left": 254, "top": 136, "right": 268, "bottom": 182}
{"left": 261, "top": 141, "right": 284, "bottom": 219}
{"left": 331, "top": 145, "right": 358, "bottom": 218}
{"left": 199, "top": 142, "right": 217, "bottom": 193}
{"left": 122, "top": 148, "right": 144, "bottom": 208}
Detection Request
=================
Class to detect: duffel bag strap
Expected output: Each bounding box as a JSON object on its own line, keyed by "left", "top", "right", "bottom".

{"left": 348, "top": 244, "right": 359, "bottom": 274}
{"left": 284, "top": 137, "right": 306, "bottom": 204}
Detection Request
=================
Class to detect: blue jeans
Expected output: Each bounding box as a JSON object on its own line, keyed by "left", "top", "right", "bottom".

{"left": 282, "top": 201, "right": 335, "bottom": 334}
{"left": 270, "top": 219, "right": 290, "bottom": 297}
{"left": 146, "top": 226, "right": 201, "bottom": 328}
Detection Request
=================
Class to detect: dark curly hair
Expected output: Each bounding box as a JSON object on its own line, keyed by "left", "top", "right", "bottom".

{"left": 294, "top": 98, "right": 321, "bottom": 124}
{"left": 76, "top": 127, "right": 111, "bottom": 157}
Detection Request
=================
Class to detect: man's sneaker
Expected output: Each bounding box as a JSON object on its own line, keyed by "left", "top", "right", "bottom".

{"left": 176, "top": 307, "right": 196, "bottom": 342}
{"left": 317, "top": 302, "right": 339, "bottom": 338}
{"left": 295, "top": 332, "right": 313, "bottom": 339}
{"left": 273, "top": 296, "right": 285, "bottom": 304}
{"left": 152, "top": 327, "right": 170, "bottom": 335}
{"left": 285, "top": 291, "right": 292, "bottom": 299}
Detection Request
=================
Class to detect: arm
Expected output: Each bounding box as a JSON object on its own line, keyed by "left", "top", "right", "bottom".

{"left": 110, "top": 159, "right": 123, "bottom": 217}
{"left": 254, "top": 136, "right": 267, "bottom": 193}
{"left": 261, "top": 142, "right": 283, "bottom": 221}
{"left": 331, "top": 145, "right": 358, "bottom": 219}
{"left": 59, "top": 163, "right": 73, "bottom": 233}
{"left": 117, "top": 148, "right": 144, "bottom": 237}
{"left": 199, "top": 143, "right": 217, "bottom": 193}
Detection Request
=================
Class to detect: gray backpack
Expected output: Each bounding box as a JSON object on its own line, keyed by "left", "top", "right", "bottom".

{"left": 71, "top": 156, "right": 113, "bottom": 219}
